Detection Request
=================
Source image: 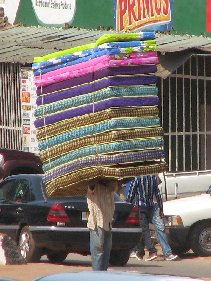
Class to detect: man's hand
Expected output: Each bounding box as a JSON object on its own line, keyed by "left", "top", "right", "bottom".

{"left": 160, "top": 211, "right": 164, "bottom": 218}
{"left": 88, "top": 183, "right": 95, "bottom": 193}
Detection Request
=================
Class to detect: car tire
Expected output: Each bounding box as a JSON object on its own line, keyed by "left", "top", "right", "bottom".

{"left": 47, "top": 251, "right": 68, "bottom": 263}
{"left": 109, "top": 249, "right": 130, "bottom": 266}
{"left": 190, "top": 222, "right": 211, "bottom": 256}
{"left": 19, "top": 226, "right": 41, "bottom": 262}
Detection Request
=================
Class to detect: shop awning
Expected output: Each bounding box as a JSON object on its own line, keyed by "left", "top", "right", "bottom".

{"left": 1, "top": 25, "right": 211, "bottom": 67}
{"left": 0, "top": 25, "right": 113, "bottom": 64}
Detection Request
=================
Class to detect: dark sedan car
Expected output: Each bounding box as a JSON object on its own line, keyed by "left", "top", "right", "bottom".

{"left": 0, "top": 174, "right": 140, "bottom": 265}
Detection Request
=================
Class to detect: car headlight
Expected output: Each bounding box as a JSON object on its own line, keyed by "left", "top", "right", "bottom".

{"left": 164, "top": 215, "right": 183, "bottom": 227}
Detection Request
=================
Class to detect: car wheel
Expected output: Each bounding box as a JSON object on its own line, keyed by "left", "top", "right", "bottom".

{"left": 47, "top": 251, "right": 68, "bottom": 263}
{"left": 190, "top": 222, "right": 211, "bottom": 256}
{"left": 109, "top": 249, "right": 130, "bottom": 266}
{"left": 19, "top": 226, "right": 41, "bottom": 262}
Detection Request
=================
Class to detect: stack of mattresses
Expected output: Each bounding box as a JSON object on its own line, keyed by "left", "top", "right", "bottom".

{"left": 33, "top": 32, "right": 167, "bottom": 197}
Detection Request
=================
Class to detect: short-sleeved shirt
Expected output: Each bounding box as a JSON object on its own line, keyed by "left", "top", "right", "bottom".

{"left": 87, "top": 181, "right": 116, "bottom": 231}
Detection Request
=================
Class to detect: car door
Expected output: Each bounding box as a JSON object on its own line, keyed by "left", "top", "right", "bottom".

{"left": 0, "top": 178, "right": 31, "bottom": 239}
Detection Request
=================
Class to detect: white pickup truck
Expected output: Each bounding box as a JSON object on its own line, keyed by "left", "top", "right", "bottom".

{"left": 163, "top": 188, "right": 211, "bottom": 256}
{"left": 159, "top": 171, "right": 211, "bottom": 199}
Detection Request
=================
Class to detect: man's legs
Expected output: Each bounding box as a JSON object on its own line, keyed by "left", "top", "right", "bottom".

{"left": 132, "top": 234, "right": 145, "bottom": 258}
{"left": 90, "top": 227, "right": 112, "bottom": 271}
{"left": 136, "top": 212, "right": 157, "bottom": 258}
{"left": 141, "top": 212, "right": 157, "bottom": 254}
{"left": 103, "top": 228, "right": 112, "bottom": 270}
{"left": 151, "top": 204, "right": 172, "bottom": 257}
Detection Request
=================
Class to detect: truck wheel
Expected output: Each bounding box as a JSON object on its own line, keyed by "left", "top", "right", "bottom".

{"left": 109, "top": 249, "right": 130, "bottom": 266}
{"left": 190, "top": 222, "right": 211, "bottom": 256}
{"left": 19, "top": 226, "right": 41, "bottom": 262}
{"left": 47, "top": 251, "right": 68, "bottom": 263}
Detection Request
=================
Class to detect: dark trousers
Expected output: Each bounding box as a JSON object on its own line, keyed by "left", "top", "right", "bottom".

{"left": 135, "top": 205, "right": 172, "bottom": 257}
{"left": 134, "top": 211, "right": 157, "bottom": 256}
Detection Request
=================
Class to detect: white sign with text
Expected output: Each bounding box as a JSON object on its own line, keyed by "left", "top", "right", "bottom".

{"left": 32, "top": 0, "right": 76, "bottom": 24}
{"left": 4, "top": 0, "right": 76, "bottom": 25}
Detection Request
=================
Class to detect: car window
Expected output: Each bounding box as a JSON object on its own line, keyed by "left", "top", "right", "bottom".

{"left": 0, "top": 179, "right": 18, "bottom": 201}
{"left": 40, "top": 180, "right": 48, "bottom": 199}
{"left": 14, "top": 179, "right": 31, "bottom": 202}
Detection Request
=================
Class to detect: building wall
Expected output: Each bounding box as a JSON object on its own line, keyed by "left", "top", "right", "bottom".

{"left": 159, "top": 54, "right": 211, "bottom": 173}
{"left": 70, "top": 0, "right": 114, "bottom": 29}
{"left": 12, "top": 0, "right": 114, "bottom": 29}
{"left": 173, "top": 0, "right": 209, "bottom": 36}
{"left": 0, "top": 64, "right": 38, "bottom": 153}
{"left": 0, "top": 63, "right": 23, "bottom": 150}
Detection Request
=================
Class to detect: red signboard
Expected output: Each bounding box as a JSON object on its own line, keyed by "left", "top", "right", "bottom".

{"left": 207, "top": 0, "right": 211, "bottom": 32}
{"left": 116, "top": 0, "right": 172, "bottom": 32}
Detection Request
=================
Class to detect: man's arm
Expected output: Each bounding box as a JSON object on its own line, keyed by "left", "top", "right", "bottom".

{"left": 154, "top": 175, "right": 163, "bottom": 215}
{"left": 126, "top": 178, "right": 137, "bottom": 203}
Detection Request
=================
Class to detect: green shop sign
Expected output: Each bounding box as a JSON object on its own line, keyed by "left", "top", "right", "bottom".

{"left": 173, "top": 0, "right": 211, "bottom": 36}
{"left": 4, "top": 0, "right": 114, "bottom": 29}
{"left": 2, "top": 0, "right": 211, "bottom": 37}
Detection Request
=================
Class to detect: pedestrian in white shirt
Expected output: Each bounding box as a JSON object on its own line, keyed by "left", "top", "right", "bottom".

{"left": 87, "top": 179, "right": 118, "bottom": 271}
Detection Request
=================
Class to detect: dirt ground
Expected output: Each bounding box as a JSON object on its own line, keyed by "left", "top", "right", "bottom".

{"left": 0, "top": 261, "right": 92, "bottom": 281}
{"left": 1, "top": 248, "right": 211, "bottom": 281}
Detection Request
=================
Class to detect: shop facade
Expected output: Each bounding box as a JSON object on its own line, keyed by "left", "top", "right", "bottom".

{"left": 158, "top": 54, "right": 211, "bottom": 173}
{"left": 1, "top": 0, "right": 211, "bottom": 175}
{"left": 0, "top": 63, "right": 22, "bottom": 150}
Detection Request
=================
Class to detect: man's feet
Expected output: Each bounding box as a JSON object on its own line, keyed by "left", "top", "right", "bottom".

{"left": 165, "top": 254, "right": 178, "bottom": 261}
{"left": 130, "top": 251, "right": 137, "bottom": 258}
{"left": 130, "top": 251, "right": 144, "bottom": 260}
{"left": 145, "top": 252, "right": 158, "bottom": 261}
{"left": 135, "top": 253, "right": 144, "bottom": 260}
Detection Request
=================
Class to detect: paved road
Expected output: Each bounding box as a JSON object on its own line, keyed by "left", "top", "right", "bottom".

{"left": 126, "top": 252, "right": 211, "bottom": 279}
{"left": 0, "top": 251, "right": 211, "bottom": 281}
